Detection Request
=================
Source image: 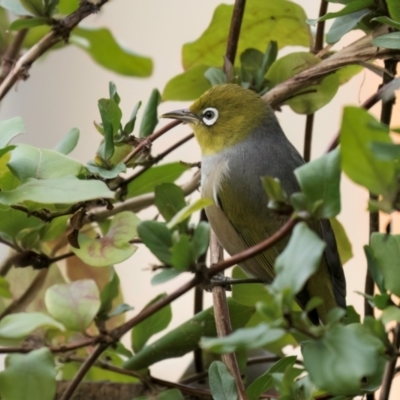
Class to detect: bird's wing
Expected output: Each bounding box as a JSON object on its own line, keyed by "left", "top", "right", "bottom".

{"left": 212, "top": 178, "right": 289, "bottom": 283}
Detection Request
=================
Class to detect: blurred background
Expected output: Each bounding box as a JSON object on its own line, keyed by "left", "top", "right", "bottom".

{"left": 0, "top": 0, "right": 398, "bottom": 386}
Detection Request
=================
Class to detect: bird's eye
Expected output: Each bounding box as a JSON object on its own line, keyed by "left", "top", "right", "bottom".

{"left": 202, "top": 107, "right": 219, "bottom": 126}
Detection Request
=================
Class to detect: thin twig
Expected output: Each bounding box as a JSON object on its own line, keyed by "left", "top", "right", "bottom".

{"left": 379, "top": 324, "right": 400, "bottom": 400}
{"left": 0, "top": 1, "right": 109, "bottom": 101}
{"left": 303, "top": 0, "right": 327, "bottom": 162}
{"left": 312, "top": 1, "right": 328, "bottom": 54}
{"left": 63, "top": 355, "right": 214, "bottom": 398}
{"left": 121, "top": 132, "right": 193, "bottom": 187}
{"left": 223, "top": 0, "right": 246, "bottom": 74}
{"left": 0, "top": 29, "right": 28, "bottom": 84}
{"left": 210, "top": 232, "right": 248, "bottom": 400}
{"left": 303, "top": 114, "right": 314, "bottom": 162}
{"left": 121, "top": 120, "right": 181, "bottom": 166}
{"left": 59, "top": 343, "right": 108, "bottom": 400}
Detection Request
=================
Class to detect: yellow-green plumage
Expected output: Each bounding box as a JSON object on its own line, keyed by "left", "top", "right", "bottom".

{"left": 162, "top": 84, "right": 346, "bottom": 324}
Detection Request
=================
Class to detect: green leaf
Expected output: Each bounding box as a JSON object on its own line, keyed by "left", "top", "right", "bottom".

{"left": 370, "top": 233, "right": 400, "bottom": 297}
{"left": 86, "top": 162, "right": 126, "bottom": 179}
{"left": 294, "top": 148, "right": 341, "bottom": 218}
{"left": 70, "top": 27, "right": 153, "bottom": 77}
{"left": 209, "top": 361, "right": 237, "bottom": 400}
{"left": 201, "top": 323, "right": 285, "bottom": 354}
{"left": 266, "top": 52, "right": 339, "bottom": 114}
{"left": 109, "top": 81, "right": 120, "bottom": 104}
{"left": 8, "top": 144, "right": 83, "bottom": 180}
{"left": 126, "top": 162, "right": 187, "bottom": 199}
{"left": 0, "top": 207, "right": 42, "bottom": 242}
{"left": 380, "top": 305, "right": 400, "bottom": 325}
{"left": 0, "top": 312, "right": 64, "bottom": 341}
{"left": 124, "top": 298, "right": 254, "bottom": 370}
{"left": 166, "top": 198, "right": 213, "bottom": 229}
{"left": 302, "top": 323, "right": 385, "bottom": 395}
{"left": 151, "top": 268, "right": 181, "bottom": 285}
{"left": 158, "top": 389, "right": 184, "bottom": 400}
{"left": 41, "top": 215, "right": 69, "bottom": 242}
{"left": 370, "top": 142, "right": 400, "bottom": 161}
{"left": 139, "top": 89, "right": 161, "bottom": 138}
{"left": 0, "top": 176, "right": 114, "bottom": 206}
{"left": 162, "top": 65, "right": 211, "bottom": 101}
{"left": 340, "top": 107, "right": 394, "bottom": 198}
{"left": 191, "top": 221, "right": 210, "bottom": 259}
{"left": 372, "top": 16, "right": 400, "bottom": 30}
{"left": 57, "top": 0, "right": 77, "bottom": 14}
{"left": 8, "top": 16, "right": 49, "bottom": 30}
{"left": 327, "top": 9, "right": 370, "bottom": 44}
{"left": 0, "top": 348, "right": 56, "bottom": 400}
{"left": 45, "top": 280, "right": 101, "bottom": 331}
{"left": 182, "top": 0, "right": 310, "bottom": 70}
{"left": 364, "top": 244, "right": 385, "bottom": 293}
{"left": 0, "top": 276, "right": 11, "bottom": 298}
{"left": 131, "top": 293, "right": 172, "bottom": 353}
{"left": 246, "top": 356, "right": 297, "bottom": 400}
{"left": 329, "top": 217, "right": 353, "bottom": 264}
{"left": 19, "top": 0, "right": 45, "bottom": 16}
{"left": 372, "top": 32, "right": 400, "bottom": 50}
{"left": 0, "top": 0, "right": 32, "bottom": 15}
{"left": 171, "top": 234, "right": 194, "bottom": 271}
{"left": 137, "top": 220, "right": 172, "bottom": 264}
{"left": 98, "top": 268, "right": 120, "bottom": 316}
{"left": 0, "top": 117, "right": 25, "bottom": 148}
{"left": 309, "top": 0, "right": 374, "bottom": 23}
{"left": 97, "top": 98, "right": 122, "bottom": 160}
{"left": 123, "top": 101, "right": 141, "bottom": 134}
{"left": 204, "top": 67, "right": 227, "bottom": 86}
{"left": 72, "top": 212, "right": 139, "bottom": 267}
{"left": 387, "top": 0, "right": 400, "bottom": 21}
{"left": 272, "top": 222, "right": 325, "bottom": 296}
{"left": 261, "top": 176, "right": 287, "bottom": 203}
{"left": 53, "top": 128, "right": 79, "bottom": 155}
{"left": 155, "top": 183, "right": 187, "bottom": 224}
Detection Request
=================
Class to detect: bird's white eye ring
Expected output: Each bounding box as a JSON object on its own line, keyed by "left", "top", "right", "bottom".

{"left": 202, "top": 107, "right": 219, "bottom": 126}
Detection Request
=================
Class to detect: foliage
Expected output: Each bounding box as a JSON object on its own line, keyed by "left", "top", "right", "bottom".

{"left": 0, "top": 0, "right": 398, "bottom": 399}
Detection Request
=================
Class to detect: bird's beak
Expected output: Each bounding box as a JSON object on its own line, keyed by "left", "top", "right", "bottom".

{"left": 160, "top": 109, "right": 199, "bottom": 124}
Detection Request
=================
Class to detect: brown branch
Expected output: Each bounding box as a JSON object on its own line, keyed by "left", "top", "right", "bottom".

{"left": 210, "top": 232, "right": 247, "bottom": 400}
{"left": 112, "top": 216, "right": 297, "bottom": 340}
{"left": 59, "top": 343, "right": 109, "bottom": 400}
{"left": 312, "top": 1, "right": 328, "bottom": 54}
{"left": 63, "top": 355, "right": 214, "bottom": 398}
{"left": 89, "top": 170, "right": 201, "bottom": 222}
{"left": 263, "top": 25, "right": 399, "bottom": 108}
{"left": 121, "top": 132, "right": 193, "bottom": 187}
{"left": 0, "top": 29, "right": 28, "bottom": 84}
{"left": 0, "top": 337, "right": 96, "bottom": 354}
{"left": 223, "top": 0, "right": 246, "bottom": 74}
{"left": 121, "top": 120, "right": 181, "bottom": 166}
{"left": 379, "top": 324, "right": 400, "bottom": 400}
{"left": 303, "top": 114, "right": 315, "bottom": 162}
{"left": 0, "top": 1, "right": 109, "bottom": 102}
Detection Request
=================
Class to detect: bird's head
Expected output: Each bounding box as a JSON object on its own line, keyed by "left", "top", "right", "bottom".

{"left": 161, "top": 84, "right": 272, "bottom": 155}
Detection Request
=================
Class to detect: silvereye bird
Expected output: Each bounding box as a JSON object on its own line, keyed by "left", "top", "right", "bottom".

{"left": 162, "top": 83, "right": 346, "bottom": 324}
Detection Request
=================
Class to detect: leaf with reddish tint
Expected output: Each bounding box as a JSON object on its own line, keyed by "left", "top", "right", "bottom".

{"left": 71, "top": 212, "right": 139, "bottom": 267}
{"left": 45, "top": 280, "right": 101, "bottom": 332}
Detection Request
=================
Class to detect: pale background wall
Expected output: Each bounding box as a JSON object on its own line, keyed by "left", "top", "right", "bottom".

{"left": 0, "top": 0, "right": 398, "bottom": 391}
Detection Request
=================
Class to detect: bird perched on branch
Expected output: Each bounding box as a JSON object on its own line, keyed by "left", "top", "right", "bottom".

{"left": 162, "top": 84, "right": 346, "bottom": 324}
